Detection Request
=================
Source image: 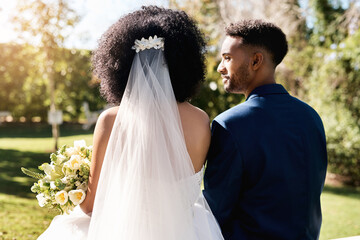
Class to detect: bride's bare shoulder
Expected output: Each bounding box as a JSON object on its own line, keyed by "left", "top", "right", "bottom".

{"left": 97, "top": 106, "right": 119, "bottom": 124}
{"left": 178, "top": 102, "right": 210, "bottom": 127}
{"left": 94, "top": 107, "right": 119, "bottom": 137}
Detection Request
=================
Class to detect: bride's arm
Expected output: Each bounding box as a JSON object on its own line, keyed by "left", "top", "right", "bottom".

{"left": 80, "top": 107, "right": 117, "bottom": 214}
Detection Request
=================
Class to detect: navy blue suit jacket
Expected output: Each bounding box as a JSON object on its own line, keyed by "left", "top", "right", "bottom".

{"left": 203, "top": 84, "right": 327, "bottom": 240}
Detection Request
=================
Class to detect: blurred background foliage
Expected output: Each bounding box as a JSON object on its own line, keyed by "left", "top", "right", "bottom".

{"left": 1, "top": 0, "right": 360, "bottom": 184}
{"left": 0, "top": 44, "right": 104, "bottom": 121}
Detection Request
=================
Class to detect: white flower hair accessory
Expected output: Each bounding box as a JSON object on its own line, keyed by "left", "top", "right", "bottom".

{"left": 132, "top": 35, "right": 164, "bottom": 52}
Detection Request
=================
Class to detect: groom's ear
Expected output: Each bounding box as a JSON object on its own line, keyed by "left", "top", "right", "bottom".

{"left": 251, "top": 52, "right": 264, "bottom": 71}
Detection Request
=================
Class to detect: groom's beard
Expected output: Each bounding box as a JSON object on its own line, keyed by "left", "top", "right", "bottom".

{"left": 224, "top": 63, "right": 251, "bottom": 94}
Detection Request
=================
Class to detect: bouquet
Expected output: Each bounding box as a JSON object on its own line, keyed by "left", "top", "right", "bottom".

{"left": 21, "top": 140, "right": 92, "bottom": 214}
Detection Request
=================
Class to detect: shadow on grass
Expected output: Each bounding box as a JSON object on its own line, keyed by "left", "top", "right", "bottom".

{"left": 0, "top": 122, "right": 94, "bottom": 138}
{"left": 2, "top": 142, "right": 360, "bottom": 201}
{"left": 0, "top": 148, "right": 49, "bottom": 198}
{"left": 323, "top": 185, "right": 360, "bottom": 200}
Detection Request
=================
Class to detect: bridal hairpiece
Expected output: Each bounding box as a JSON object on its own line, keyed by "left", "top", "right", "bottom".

{"left": 132, "top": 35, "right": 164, "bottom": 52}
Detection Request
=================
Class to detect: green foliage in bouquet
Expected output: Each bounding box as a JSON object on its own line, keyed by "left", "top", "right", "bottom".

{"left": 21, "top": 167, "right": 45, "bottom": 180}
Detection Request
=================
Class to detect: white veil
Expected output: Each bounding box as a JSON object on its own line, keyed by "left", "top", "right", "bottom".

{"left": 87, "top": 38, "right": 223, "bottom": 240}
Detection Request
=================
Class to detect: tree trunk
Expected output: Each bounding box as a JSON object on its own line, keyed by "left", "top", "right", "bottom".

{"left": 46, "top": 48, "right": 59, "bottom": 151}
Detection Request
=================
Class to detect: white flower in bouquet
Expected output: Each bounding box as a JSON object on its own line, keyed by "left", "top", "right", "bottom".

{"left": 65, "top": 147, "right": 78, "bottom": 157}
{"left": 74, "top": 140, "right": 86, "bottom": 151}
{"left": 64, "top": 140, "right": 87, "bottom": 157}
{"left": 50, "top": 181, "right": 57, "bottom": 190}
{"left": 40, "top": 162, "right": 63, "bottom": 181}
{"left": 55, "top": 190, "right": 69, "bottom": 205}
{"left": 66, "top": 155, "right": 84, "bottom": 170}
{"left": 56, "top": 154, "right": 67, "bottom": 165}
{"left": 42, "top": 163, "right": 54, "bottom": 176}
{"left": 36, "top": 193, "right": 47, "bottom": 207}
{"left": 68, "top": 189, "right": 86, "bottom": 205}
{"left": 83, "top": 158, "right": 90, "bottom": 165}
{"left": 38, "top": 179, "right": 45, "bottom": 188}
{"left": 60, "top": 176, "right": 68, "bottom": 184}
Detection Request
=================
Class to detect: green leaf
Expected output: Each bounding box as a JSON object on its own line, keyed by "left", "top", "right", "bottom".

{"left": 30, "top": 183, "right": 40, "bottom": 193}
{"left": 59, "top": 144, "right": 68, "bottom": 154}
{"left": 21, "top": 167, "right": 45, "bottom": 180}
{"left": 57, "top": 204, "right": 64, "bottom": 215}
{"left": 55, "top": 179, "right": 66, "bottom": 190}
{"left": 50, "top": 153, "right": 57, "bottom": 163}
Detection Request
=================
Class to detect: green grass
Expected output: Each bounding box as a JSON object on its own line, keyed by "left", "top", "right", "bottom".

{"left": 0, "top": 123, "right": 93, "bottom": 240}
{"left": 1, "top": 123, "right": 360, "bottom": 240}
{"left": 320, "top": 186, "right": 360, "bottom": 239}
{"left": 0, "top": 122, "right": 93, "bottom": 152}
{"left": 0, "top": 193, "right": 57, "bottom": 240}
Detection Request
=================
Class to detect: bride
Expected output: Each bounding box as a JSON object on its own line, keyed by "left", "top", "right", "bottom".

{"left": 38, "top": 5, "right": 224, "bottom": 240}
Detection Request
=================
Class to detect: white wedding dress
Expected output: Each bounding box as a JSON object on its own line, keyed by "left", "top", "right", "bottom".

{"left": 38, "top": 42, "right": 224, "bottom": 240}
{"left": 38, "top": 168, "right": 222, "bottom": 239}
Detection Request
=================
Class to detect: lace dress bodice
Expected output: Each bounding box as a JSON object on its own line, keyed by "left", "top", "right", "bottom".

{"left": 189, "top": 166, "right": 204, "bottom": 204}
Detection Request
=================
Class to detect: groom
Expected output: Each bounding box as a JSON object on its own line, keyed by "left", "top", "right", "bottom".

{"left": 203, "top": 20, "right": 328, "bottom": 240}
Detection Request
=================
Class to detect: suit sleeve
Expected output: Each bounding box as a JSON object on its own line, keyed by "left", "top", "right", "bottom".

{"left": 203, "top": 119, "right": 243, "bottom": 229}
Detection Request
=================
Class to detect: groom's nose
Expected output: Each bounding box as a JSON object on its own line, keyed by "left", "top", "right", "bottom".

{"left": 217, "top": 60, "right": 226, "bottom": 74}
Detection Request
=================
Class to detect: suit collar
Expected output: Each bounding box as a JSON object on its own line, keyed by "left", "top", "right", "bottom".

{"left": 246, "top": 84, "right": 288, "bottom": 101}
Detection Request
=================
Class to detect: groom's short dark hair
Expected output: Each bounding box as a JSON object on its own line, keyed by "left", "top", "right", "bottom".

{"left": 225, "top": 19, "right": 288, "bottom": 66}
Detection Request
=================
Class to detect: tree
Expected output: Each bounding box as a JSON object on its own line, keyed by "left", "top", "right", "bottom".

{"left": 0, "top": 43, "right": 45, "bottom": 119}
{"left": 0, "top": 43, "right": 104, "bottom": 122}
{"left": 308, "top": 0, "right": 347, "bottom": 46}
{"left": 214, "top": 0, "right": 305, "bottom": 38}
{"left": 12, "top": 0, "right": 80, "bottom": 150}
{"left": 53, "top": 48, "right": 105, "bottom": 121}
{"left": 341, "top": 0, "right": 360, "bottom": 35}
{"left": 302, "top": 30, "right": 360, "bottom": 185}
